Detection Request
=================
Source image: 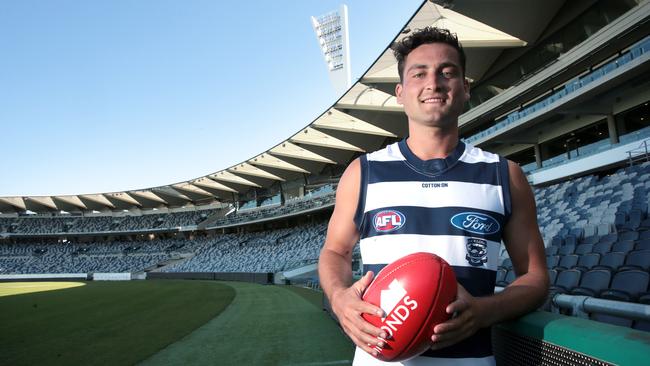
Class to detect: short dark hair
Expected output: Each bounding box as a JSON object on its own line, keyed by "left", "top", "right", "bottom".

{"left": 392, "top": 26, "right": 466, "bottom": 83}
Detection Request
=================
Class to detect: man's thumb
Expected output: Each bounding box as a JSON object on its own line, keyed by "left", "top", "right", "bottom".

{"left": 355, "top": 270, "right": 375, "bottom": 293}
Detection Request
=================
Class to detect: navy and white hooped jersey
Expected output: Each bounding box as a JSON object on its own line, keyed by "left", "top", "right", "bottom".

{"left": 352, "top": 139, "right": 511, "bottom": 366}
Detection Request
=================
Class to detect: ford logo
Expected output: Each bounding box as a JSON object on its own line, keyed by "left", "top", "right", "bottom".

{"left": 450, "top": 212, "right": 500, "bottom": 235}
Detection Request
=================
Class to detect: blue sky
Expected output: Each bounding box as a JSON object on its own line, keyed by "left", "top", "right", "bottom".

{"left": 0, "top": 0, "right": 422, "bottom": 197}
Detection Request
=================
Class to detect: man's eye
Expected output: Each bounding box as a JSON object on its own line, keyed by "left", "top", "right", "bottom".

{"left": 413, "top": 73, "right": 424, "bottom": 78}
{"left": 441, "top": 70, "right": 455, "bottom": 78}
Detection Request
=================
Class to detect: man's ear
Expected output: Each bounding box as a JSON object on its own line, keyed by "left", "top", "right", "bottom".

{"left": 395, "top": 83, "right": 403, "bottom": 105}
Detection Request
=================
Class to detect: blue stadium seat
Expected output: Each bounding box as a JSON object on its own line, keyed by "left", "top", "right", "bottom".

{"left": 555, "top": 254, "right": 579, "bottom": 271}
{"left": 559, "top": 244, "right": 576, "bottom": 256}
{"left": 499, "top": 257, "right": 513, "bottom": 270}
{"left": 497, "top": 269, "right": 517, "bottom": 287}
{"left": 550, "top": 269, "right": 582, "bottom": 294}
{"left": 612, "top": 240, "right": 635, "bottom": 254}
{"left": 570, "top": 269, "right": 611, "bottom": 297}
{"left": 575, "top": 243, "right": 594, "bottom": 255}
{"left": 496, "top": 268, "right": 507, "bottom": 284}
{"left": 546, "top": 245, "right": 559, "bottom": 256}
{"left": 618, "top": 250, "right": 650, "bottom": 272}
{"left": 548, "top": 269, "right": 559, "bottom": 285}
{"left": 619, "top": 231, "right": 639, "bottom": 242}
{"left": 574, "top": 253, "right": 600, "bottom": 272}
{"left": 600, "top": 270, "right": 649, "bottom": 302}
{"left": 593, "top": 252, "right": 626, "bottom": 272}
{"left": 546, "top": 255, "right": 560, "bottom": 269}
{"left": 636, "top": 239, "right": 650, "bottom": 251}
{"left": 592, "top": 241, "right": 613, "bottom": 255}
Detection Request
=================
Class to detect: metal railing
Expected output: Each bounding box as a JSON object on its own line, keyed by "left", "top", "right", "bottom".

{"left": 626, "top": 139, "right": 650, "bottom": 166}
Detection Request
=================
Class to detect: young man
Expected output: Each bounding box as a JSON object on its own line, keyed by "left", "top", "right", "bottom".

{"left": 318, "top": 27, "right": 549, "bottom": 365}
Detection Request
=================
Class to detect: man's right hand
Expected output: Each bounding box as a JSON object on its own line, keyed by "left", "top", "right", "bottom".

{"left": 329, "top": 271, "right": 388, "bottom": 357}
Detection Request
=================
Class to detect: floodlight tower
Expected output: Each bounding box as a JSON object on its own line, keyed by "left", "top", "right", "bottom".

{"left": 311, "top": 4, "right": 351, "bottom": 96}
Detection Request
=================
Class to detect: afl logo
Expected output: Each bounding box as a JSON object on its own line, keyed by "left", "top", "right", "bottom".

{"left": 373, "top": 210, "right": 406, "bottom": 232}
{"left": 451, "top": 212, "right": 500, "bottom": 235}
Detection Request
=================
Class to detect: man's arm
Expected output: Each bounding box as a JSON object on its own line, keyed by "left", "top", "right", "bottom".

{"left": 430, "top": 160, "right": 549, "bottom": 349}
{"left": 318, "top": 158, "right": 387, "bottom": 356}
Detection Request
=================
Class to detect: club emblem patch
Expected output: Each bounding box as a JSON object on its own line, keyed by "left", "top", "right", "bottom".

{"left": 466, "top": 238, "right": 488, "bottom": 267}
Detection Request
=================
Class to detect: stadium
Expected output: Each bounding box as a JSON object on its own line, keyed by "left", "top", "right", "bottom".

{"left": 2, "top": 0, "right": 650, "bottom": 365}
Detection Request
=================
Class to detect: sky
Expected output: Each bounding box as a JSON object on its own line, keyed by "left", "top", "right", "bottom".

{"left": 0, "top": 0, "right": 423, "bottom": 197}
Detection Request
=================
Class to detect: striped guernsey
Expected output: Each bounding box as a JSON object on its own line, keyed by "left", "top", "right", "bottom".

{"left": 352, "top": 139, "right": 511, "bottom": 366}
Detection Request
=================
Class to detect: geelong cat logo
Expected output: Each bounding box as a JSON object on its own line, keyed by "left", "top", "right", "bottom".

{"left": 451, "top": 212, "right": 499, "bottom": 235}
{"left": 373, "top": 210, "right": 406, "bottom": 232}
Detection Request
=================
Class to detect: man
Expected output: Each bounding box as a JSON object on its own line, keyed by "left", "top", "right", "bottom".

{"left": 318, "top": 27, "right": 549, "bottom": 365}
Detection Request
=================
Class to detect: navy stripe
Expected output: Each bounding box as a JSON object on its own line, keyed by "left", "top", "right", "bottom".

{"left": 363, "top": 264, "right": 496, "bottom": 297}
{"left": 422, "top": 327, "right": 493, "bottom": 358}
{"left": 354, "top": 155, "right": 368, "bottom": 231}
{"left": 360, "top": 206, "right": 505, "bottom": 242}
{"left": 454, "top": 266, "right": 497, "bottom": 297}
{"left": 367, "top": 160, "right": 500, "bottom": 185}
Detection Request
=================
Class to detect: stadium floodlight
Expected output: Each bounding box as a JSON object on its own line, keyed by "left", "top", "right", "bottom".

{"left": 311, "top": 4, "right": 351, "bottom": 96}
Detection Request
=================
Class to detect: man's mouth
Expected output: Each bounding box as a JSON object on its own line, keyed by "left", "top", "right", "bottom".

{"left": 420, "top": 97, "right": 445, "bottom": 104}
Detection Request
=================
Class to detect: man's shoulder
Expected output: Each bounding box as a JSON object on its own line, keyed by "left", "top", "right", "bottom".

{"left": 366, "top": 141, "right": 404, "bottom": 162}
{"left": 461, "top": 143, "right": 502, "bottom": 164}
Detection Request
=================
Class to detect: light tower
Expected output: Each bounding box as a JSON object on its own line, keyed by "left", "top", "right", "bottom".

{"left": 311, "top": 4, "right": 351, "bottom": 96}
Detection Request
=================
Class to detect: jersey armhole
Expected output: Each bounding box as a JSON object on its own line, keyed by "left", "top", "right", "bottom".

{"left": 499, "top": 157, "right": 513, "bottom": 223}
{"left": 353, "top": 154, "right": 368, "bottom": 232}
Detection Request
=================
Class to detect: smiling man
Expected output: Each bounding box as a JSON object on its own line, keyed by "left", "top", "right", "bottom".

{"left": 318, "top": 27, "right": 549, "bottom": 365}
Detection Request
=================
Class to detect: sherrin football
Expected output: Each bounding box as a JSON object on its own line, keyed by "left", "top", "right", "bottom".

{"left": 361, "top": 252, "right": 457, "bottom": 362}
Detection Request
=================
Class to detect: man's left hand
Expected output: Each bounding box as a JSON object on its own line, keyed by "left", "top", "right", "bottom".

{"left": 430, "top": 284, "right": 485, "bottom": 350}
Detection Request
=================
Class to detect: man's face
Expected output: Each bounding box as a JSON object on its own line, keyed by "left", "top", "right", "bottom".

{"left": 395, "top": 43, "right": 469, "bottom": 129}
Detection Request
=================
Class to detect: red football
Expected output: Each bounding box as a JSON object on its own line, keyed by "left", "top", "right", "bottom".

{"left": 361, "top": 252, "right": 457, "bottom": 362}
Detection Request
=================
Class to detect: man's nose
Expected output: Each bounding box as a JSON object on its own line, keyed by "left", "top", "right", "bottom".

{"left": 424, "top": 73, "right": 445, "bottom": 91}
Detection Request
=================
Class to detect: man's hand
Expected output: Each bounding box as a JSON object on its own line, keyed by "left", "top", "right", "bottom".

{"left": 430, "top": 284, "right": 485, "bottom": 350}
{"left": 330, "top": 271, "right": 388, "bottom": 357}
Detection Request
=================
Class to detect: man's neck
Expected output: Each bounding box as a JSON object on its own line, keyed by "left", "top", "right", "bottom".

{"left": 406, "top": 123, "right": 459, "bottom": 160}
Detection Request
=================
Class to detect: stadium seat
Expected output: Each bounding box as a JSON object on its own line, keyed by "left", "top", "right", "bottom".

{"left": 619, "top": 231, "right": 640, "bottom": 242}
{"left": 580, "top": 235, "right": 600, "bottom": 245}
{"left": 574, "top": 253, "right": 600, "bottom": 272}
{"left": 548, "top": 269, "right": 559, "bottom": 285}
{"left": 555, "top": 254, "right": 579, "bottom": 271}
{"left": 612, "top": 240, "right": 636, "bottom": 254}
{"left": 599, "top": 270, "right": 649, "bottom": 302}
{"left": 575, "top": 243, "right": 594, "bottom": 255}
{"left": 559, "top": 244, "right": 576, "bottom": 256}
{"left": 636, "top": 239, "right": 650, "bottom": 251}
{"left": 564, "top": 234, "right": 578, "bottom": 246}
{"left": 617, "top": 250, "right": 650, "bottom": 272}
{"left": 497, "top": 269, "right": 516, "bottom": 287}
{"left": 550, "top": 269, "right": 582, "bottom": 294}
{"left": 570, "top": 269, "right": 612, "bottom": 297}
{"left": 593, "top": 252, "right": 626, "bottom": 272}
{"left": 545, "top": 245, "right": 559, "bottom": 256}
{"left": 546, "top": 255, "right": 560, "bottom": 269}
{"left": 592, "top": 242, "right": 613, "bottom": 255}
{"left": 496, "top": 268, "right": 507, "bottom": 284}
{"left": 499, "top": 257, "right": 513, "bottom": 270}
{"left": 597, "top": 223, "right": 611, "bottom": 237}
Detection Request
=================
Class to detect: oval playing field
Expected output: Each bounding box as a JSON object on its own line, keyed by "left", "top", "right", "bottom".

{"left": 0, "top": 280, "right": 354, "bottom": 366}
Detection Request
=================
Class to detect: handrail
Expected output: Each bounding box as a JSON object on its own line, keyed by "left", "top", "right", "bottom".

{"left": 626, "top": 139, "right": 650, "bottom": 166}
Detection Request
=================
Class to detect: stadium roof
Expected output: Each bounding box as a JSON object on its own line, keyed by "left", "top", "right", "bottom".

{"left": 1, "top": 0, "right": 568, "bottom": 214}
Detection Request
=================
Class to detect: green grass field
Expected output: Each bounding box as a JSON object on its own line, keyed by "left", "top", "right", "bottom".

{"left": 0, "top": 280, "right": 354, "bottom": 366}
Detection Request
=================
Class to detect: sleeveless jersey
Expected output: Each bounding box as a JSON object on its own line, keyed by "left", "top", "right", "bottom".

{"left": 352, "top": 139, "right": 511, "bottom": 366}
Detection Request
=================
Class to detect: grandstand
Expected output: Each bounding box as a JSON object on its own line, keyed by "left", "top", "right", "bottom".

{"left": 1, "top": 0, "right": 650, "bottom": 363}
